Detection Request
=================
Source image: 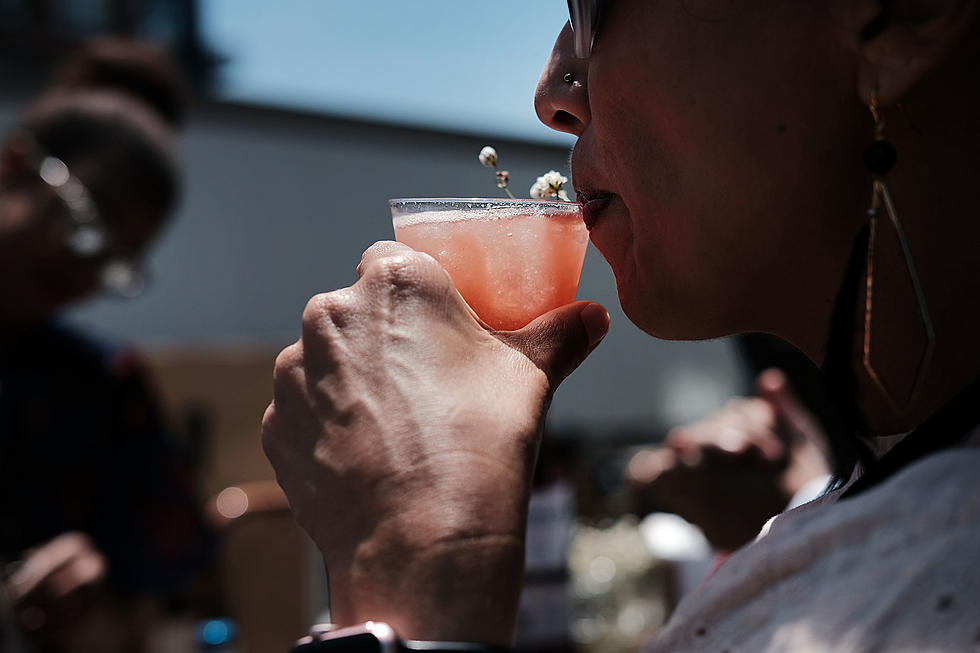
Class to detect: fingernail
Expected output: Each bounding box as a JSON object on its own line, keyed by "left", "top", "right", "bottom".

{"left": 757, "top": 368, "right": 786, "bottom": 394}
{"left": 580, "top": 304, "right": 610, "bottom": 349}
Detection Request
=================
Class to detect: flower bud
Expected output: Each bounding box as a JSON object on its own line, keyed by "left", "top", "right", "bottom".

{"left": 478, "top": 146, "right": 498, "bottom": 167}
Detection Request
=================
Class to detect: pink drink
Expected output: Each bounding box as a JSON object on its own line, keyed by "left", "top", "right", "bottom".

{"left": 390, "top": 199, "right": 588, "bottom": 331}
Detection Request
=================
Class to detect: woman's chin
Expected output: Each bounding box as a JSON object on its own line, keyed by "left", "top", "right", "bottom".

{"left": 616, "top": 280, "right": 730, "bottom": 342}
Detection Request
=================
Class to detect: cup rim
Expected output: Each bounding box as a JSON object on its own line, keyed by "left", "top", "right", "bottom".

{"left": 389, "top": 197, "right": 579, "bottom": 207}
{"left": 388, "top": 197, "right": 579, "bottom": 205}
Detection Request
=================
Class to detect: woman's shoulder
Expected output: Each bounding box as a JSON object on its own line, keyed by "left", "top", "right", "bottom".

{"left": 647, "top": 438, "right": 980, "bottom": 652}
{"left": 782, "top": 432, "right": 980, "bottom": 534}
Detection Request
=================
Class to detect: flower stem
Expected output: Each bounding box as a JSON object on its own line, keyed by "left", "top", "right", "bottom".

{"left": 494, "top": 165, "right": 516, "bottom": 199}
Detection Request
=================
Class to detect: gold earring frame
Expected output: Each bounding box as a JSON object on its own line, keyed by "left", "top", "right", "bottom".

{"left": 862, "top": 92, "right": 935, "bottom": 414}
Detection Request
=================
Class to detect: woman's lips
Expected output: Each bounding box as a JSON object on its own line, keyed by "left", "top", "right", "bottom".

{"left": 579, "top": 193, "right": 613, "bottom": 230}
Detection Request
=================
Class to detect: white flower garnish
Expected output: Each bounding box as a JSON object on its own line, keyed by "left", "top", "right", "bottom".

{"left": 530, "top": 170, "right": 570, "bottom": 201}
{"left": 478, "top": 146, "right": 571, "bottom": 201}
{"left": 479, "top": 146, "right": 514, "bottom": 198}
{"left": 478, "top": 146, "right": 498, "bottom": 167}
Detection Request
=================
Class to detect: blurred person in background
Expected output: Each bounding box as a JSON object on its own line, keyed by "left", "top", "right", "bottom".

{"left": 627, "top": 335, "right": 840, "bottom": 553}
{"left": 0, "top": 40, "right": 211, "bottom": 653}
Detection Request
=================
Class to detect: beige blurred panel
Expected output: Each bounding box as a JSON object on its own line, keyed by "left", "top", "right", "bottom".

{"left": 146, "top": 348, "right": 310, "bottom": 652}
{"left": 221, "top": 510, "right": 309, "bottom": 653}
{"left": 146, "top": 347, "right": 279, "bottom": 497}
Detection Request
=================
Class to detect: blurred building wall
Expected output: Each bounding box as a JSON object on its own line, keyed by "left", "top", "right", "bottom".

{"left": 0, "top": 97, "right": 746, "bottom": 436}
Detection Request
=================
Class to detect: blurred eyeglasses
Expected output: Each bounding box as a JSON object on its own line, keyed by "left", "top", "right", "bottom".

{"left": 32, "top": 146, "right": 147, "bottom": 298}
{"left": 567, "top": 0, "right": 605, "bottom": 59}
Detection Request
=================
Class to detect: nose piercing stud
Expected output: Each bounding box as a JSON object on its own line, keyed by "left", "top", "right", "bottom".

{"left": 563, "top": 72, "right": 574, "bottom": 84}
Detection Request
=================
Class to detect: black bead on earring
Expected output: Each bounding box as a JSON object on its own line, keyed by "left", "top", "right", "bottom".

{"left": 863, "top": 138, "right": 897, "bottom": 175}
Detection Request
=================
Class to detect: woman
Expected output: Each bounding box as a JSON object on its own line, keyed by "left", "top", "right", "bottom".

{"left": 263, "top": 1, "right": 980, "bottom": 650}
{"left": 0, "top": 41, "right": 210, "bottom": 653}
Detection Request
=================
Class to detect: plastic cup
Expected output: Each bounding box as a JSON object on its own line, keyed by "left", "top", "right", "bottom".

{"left": 390, "top": 198, "right": 588, "bottom": 330}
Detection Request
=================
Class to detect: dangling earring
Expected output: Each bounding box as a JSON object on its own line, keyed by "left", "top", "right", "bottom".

{"left": 862, "top": 91, "right": 935, "bottom": 413}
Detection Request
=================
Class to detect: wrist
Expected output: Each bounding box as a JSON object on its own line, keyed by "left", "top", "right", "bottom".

{"left": 328, "top": 533, "right": 526, "bottom": 647}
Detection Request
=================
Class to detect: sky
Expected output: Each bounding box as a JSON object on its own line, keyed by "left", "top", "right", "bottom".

{"left": 200, "top": 1, "right": 576, "bottom": 146}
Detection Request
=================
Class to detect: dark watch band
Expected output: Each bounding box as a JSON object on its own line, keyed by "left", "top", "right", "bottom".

{"left": 402, "top": 640, "right": 510, "bottom": 652}
{"left": 291, "top": 622, "right": 511, "bottom": 653}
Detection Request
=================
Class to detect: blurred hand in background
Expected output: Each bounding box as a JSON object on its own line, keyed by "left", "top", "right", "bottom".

{"left": 6, "top": 532, "right": 151, "bottom": 653}
{"left": 627, "top": 369, "right": 831, "bottom": 551}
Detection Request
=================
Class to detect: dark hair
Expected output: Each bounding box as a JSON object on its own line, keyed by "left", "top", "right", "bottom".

{"left": 15, "top": 39, "right": 184, "bottom": 221}
{"left": 46, "top": 38, "right": 186, "bottom": 128}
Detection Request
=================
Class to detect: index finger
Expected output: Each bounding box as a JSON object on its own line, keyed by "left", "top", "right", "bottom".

{"left": 355, "top": 240, "right": 416, "bottom": 277}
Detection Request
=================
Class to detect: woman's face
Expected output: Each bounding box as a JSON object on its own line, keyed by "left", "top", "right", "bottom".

{"left": 536, "top": 0, "right": 870, "bottom": 350}
{"left": 0, "top": 163, "right": 162, "bottom": 323}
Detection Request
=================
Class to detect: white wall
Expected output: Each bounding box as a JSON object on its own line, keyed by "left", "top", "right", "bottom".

{"left": 0, "top": 98, "right": 748, "bottom": 436}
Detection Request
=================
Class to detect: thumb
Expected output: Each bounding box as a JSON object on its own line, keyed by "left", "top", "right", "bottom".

{"left": 498, "top": 301, "right": 609, "bottom": 389}
{"left": 756, "top": 368, "right": 826, "bottom": 453}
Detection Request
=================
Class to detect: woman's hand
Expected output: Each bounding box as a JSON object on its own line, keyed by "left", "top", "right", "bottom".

{"left": 262, "top": 241, "right": 608, "bottom": 645}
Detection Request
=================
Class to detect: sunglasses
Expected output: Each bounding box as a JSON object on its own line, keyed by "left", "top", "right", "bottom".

{"left": 24, "top": 134, "right": 147, "bottom": 298}
{"left": 567, "top": 0, "right": 605, "bottom": 59}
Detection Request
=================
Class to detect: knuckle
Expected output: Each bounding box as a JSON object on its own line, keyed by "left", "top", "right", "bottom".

{"left": 261, "top": 403, "right": 277, "bottom": 437}
{"left": 261, "top": 401, "right": 276, "bottom": 426}
{"left": 375, "top": 253, "right": 420, "bottom": 283}
{"left": 358, "top": 240, "right": 411, "bottom": 269}
{"left": 302, "top": 290, "right": 355, "bottom": 334}
{"left": 260, "top": 404, "right": 280, "bottom": 458}
{"left": 362, "top": 239, "right": 409, "bottom": 258}
{"left": 272, "top": 343, "right": 304, "bottom": 390}
{"left": 274, "top": 342, "right": 303, "bottom": 375}
{"left": 301, "top": 293, "right": 333, "bottom": 331}
{"left": 372, "top": 252, "right": 447, "bottom": 290}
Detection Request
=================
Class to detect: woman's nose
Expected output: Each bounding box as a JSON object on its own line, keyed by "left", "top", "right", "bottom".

{"left": 534, "top": 23, "right": 591, "bottom": 137}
